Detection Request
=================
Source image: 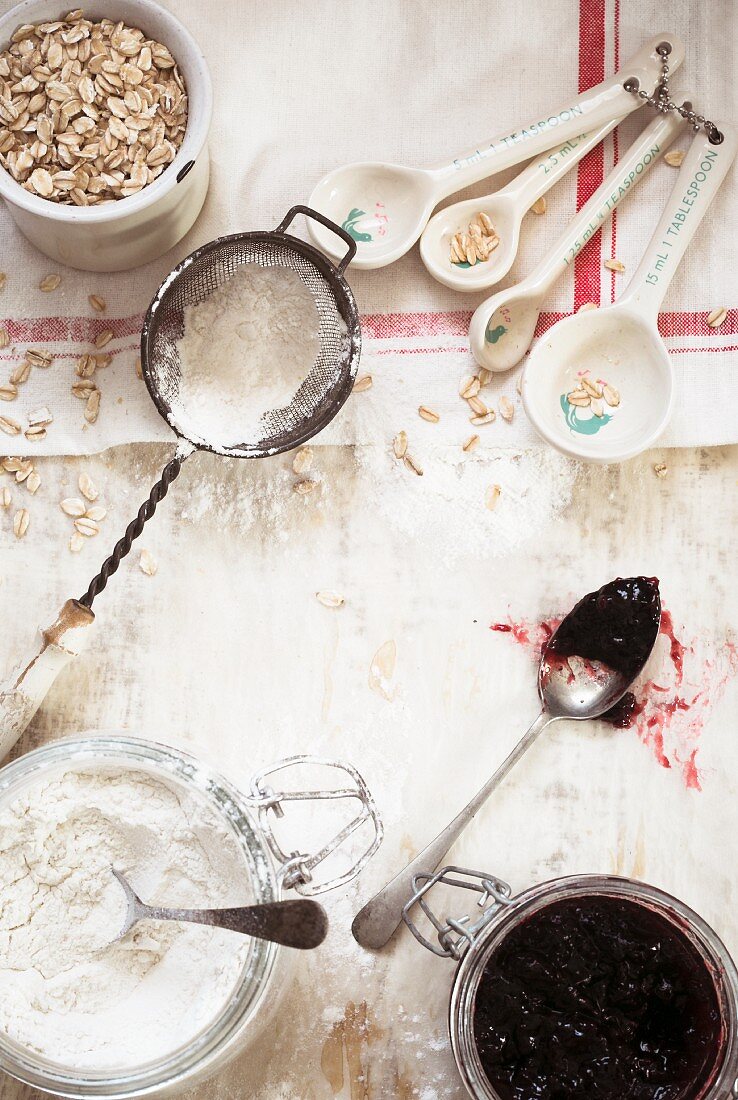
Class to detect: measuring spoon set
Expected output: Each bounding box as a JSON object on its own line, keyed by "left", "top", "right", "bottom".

{"left": 309, "top": 33, "right": 736, "bottom": 462}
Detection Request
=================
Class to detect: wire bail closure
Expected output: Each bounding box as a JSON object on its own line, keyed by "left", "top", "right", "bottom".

{"left": 403, "top": 865, "right": 514, "bottom": 960}
{"left": 625, "top": 41, "right": 723, "bottom": 145}
{"left": 247, "top": 755, "right": 383, "bottom": 896}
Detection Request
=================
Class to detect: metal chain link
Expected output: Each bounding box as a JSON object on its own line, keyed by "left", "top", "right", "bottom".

{"left": 627, "top": 42, "right": 723, "bottom": 146}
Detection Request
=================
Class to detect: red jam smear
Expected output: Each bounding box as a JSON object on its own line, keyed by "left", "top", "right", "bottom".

{"left": 473, "top": 894, "right": 725, "bottom": 1099}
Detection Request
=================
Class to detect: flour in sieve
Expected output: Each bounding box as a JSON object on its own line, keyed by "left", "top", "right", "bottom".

{"left": 174, "top": 264, "right": 320, "bottom": 448}
{"left": 0, "top": 765, "right": 252, "bottom": 1072}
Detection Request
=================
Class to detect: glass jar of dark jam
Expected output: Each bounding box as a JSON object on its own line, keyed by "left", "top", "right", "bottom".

{"left": 404, "top": 869, "right": 738, "bottom": 1100}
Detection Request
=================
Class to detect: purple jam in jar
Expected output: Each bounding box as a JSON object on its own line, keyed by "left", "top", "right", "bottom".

{"left": 473, "top": 893, "right": 726, "bottom": 1099}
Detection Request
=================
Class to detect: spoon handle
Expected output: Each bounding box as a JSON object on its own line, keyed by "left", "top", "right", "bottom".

{"left": 617, "top": 123, "right": 737, "bottom": 320}
{"left": 499, "top": 119, "right": 619, "bottom": 211}
{"left": 430, "top": 35, "right": 683, "bottom": 198}
{"left": 141, "top": 898, "right": 328, "bottom": 950}
{"left": 351, "top": 710, "right": 552, "bottom": 951}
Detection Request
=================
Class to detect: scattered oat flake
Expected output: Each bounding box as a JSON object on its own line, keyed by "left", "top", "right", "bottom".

{"left": 26, "top": 471, "right": 40, "bottom": 494}
{"left": 577, "top": 301, "right": 599, "bottom": 312}
{"left": 463, "top": 434, "right": 480, "bottom": 453}
{"left": 292, "top": 448, "right": 313, "bottom": 475}
{"left": 84, "top": 505, "right": 106, "bottom": 522}
{"left": 403, "top": 454, "right": 423, "bottom": 476}
{"left": 664, "top": 149, "right": 686, "bottom": 167}
{"left": 530, "top": 197, "right": 547, "bottom": 215}
{"left": 707, "top": 307, "right": 727, "bottom": 329}
{"left": 353, "top": 374, "right": 372, "bottom": 393}
{"left": 69, "top": 532, "right": 85, "bottom": 553}
{"left": 0, "top": 415, "right": 21, "bottom": 436}
{"left": 459, "top": 375, "right": 480, "bottom": 399}
{"left": 135, "top": 357, "right": 143, "bottom": 380}
{"left": 60, "top": 497, "right": 86, "bottom": 517}
{"left": 88, "top": 294, "right": 106, "bottom": 313}
{"left": 0, "top": 326, "right": 8, "bottom": 348}
{"left": 294, "top": 479, "right": 318, "bottom": 495}
{"left": 39, "top": 273, "right": 61, "bottom": 292}
{"left": 316, "top": 591, "right": 344, "bottom": 608}
{"left": 74, "top": 516, "right": 99, "bottom": 536}
{"left": 0, "top": 274, "right": 6, "bottom": 290}
{"left": 139, "top": 549, "right": 157, "bottom": 576}
{"left": 24, "top": 425, "right": 46, "bottom": 442}
{"left": 78, "top": 473, "right": 98, "bottom": 502}
{"left": 393, "top": 431, "right": 408, "bottom": 459}
{"left": 471, "top": 411, "right": 496, "bottom": 426}
{"left": 95, "top": 329, "right": 113, "bottom": 349}
{"left": 485, "top": 484, "right": 501, "bottom": 510}
{"left": 0, "top": 383, "right": 17, "bottom": 401}
{"left": 602, "top": 383, "right": 620, "bottom": 407}
{"left": 85, "top": 390, "right": 101, "bottom": 423}
{"left": 13, "top": 508, "right": 29, "bottom": 538}
{"left": 418, "top": 405, "right": 439, "bottom": 423}
{"left": 653, "top": 462, "right": 668, "bottom": 479}
{"left": 604, "top": 258, "right": 626, "bottom": 273}
{"left": 499, "top": 397, "right": 514, "bottom": 422}
{"left": 28, "top": 406, "right": 52, "bottom": 426}
{"left": 1, "top": 486, "right": 11, "bottom": 509}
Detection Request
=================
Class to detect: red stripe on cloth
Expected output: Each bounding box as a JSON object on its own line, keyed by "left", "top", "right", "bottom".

{"left": 1, "top": 309, "right": 735, "bottom": 344}
{"left": 609, "top": 0, "right": 621, "bottom": 302}
{"left": 574, "top": 0, "right": 607, "bottom": 310}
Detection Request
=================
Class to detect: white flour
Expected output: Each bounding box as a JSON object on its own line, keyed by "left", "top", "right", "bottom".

{"left": 0, "top": 766, "right": 251, "bottom": 1072}
{"left": 174, "top": 264, "right": 320, "bottom": 449}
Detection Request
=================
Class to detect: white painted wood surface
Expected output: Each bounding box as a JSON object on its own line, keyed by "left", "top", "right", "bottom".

{"left": 0, "top": 441, "right": 736, "bottom": 1098}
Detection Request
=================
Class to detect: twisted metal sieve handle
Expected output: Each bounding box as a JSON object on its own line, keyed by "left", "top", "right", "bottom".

{"left": 78, "top": 455, "right": 184, "bottom": 609}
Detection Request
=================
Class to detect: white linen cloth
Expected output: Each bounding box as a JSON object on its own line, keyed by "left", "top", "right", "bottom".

{"left": 0, "top": 0, "right": 735, "bottom": 456}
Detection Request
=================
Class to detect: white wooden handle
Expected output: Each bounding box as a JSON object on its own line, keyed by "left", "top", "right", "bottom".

{"left": 430, "top": 33, "right": 685, "bottom": 197}
{"left": 618, "top": 122, "right": 738, "bottom": 319}
{"left": 0, "top": 600, "right": 95, "bottom": 758}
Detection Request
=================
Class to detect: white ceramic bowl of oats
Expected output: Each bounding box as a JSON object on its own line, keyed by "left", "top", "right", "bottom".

{"left": 0, "top": 0, "right": 212, "bottom": 271}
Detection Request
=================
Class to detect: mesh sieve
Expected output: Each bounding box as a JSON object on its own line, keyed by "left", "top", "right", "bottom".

{"left": 78, "top": 206, "right": 360, "bottom": 609}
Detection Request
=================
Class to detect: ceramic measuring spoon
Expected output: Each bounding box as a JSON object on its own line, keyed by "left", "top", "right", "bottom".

{"left": 468, "top": 108, "right": 688, "bottom": 373}
{"left": 420, "top": 120, "right": 619, "bottom": 292}
{"left": 522, "top": 122, "right": 737, "bottom": 463}
{"left": 307, "top": 35, "right": 684, "bottom": 270}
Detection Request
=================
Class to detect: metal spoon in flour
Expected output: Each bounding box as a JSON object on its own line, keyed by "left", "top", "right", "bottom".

{"left": 352, "top": 577, "right": 661, "bottom": 951}
{"left": 112, "top": 869, "right": 328, "bottom": 950}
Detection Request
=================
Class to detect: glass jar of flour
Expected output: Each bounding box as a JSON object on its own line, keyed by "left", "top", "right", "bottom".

{"left": 0, "top": 734, "right": 381, "bottom": 1096}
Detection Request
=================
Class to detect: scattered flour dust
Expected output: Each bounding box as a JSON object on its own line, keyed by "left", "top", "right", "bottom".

{"left": 0, "top": 764, "right": 251, "bottom": 1072}
{"left": 356, "top": 445, "right": 578, "bottom": 565}
{"left": 175, "top": 264, "right": 320, "bottom": 449}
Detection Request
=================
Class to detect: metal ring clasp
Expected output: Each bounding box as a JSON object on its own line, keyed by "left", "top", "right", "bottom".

{"left": 403, "top": 865, "right": 513, "bottom": 960}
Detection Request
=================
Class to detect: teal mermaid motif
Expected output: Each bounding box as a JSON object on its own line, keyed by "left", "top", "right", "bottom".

{"left": 342, "top": 208, "right": 374, "bottom": 242}
{"left": 560, "top": 394, "right": 613, "bottom": 435}
{"left": 485, "top": 323, "right": 507, "bottom": 344}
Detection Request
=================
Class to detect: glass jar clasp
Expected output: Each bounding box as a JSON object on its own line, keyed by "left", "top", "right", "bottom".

{"left": 247, "top": 755, "right": 383, "bottom": 896}
{"left": 403, "top": 865, "right": 513, "bottom": 960}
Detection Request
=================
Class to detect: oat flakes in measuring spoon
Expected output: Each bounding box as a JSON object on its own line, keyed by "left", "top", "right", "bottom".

{"left": 468, "top": 107, "right": 688, "bottom": 372}
{"left": 306, "top": 35, "right": 684, "bottom": 269}
{"left": 523, "top": 122, "right": 737, "bottom": 463}
{"left": 0, "top": 206, "right": 361, "bottom": 753}
{"left": 420, "top": 119, "right": 621, "bottom": 292}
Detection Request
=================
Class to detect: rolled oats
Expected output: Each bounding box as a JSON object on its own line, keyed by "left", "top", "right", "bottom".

{"left": 0, "top": 13, "right": 188, "bottom": 206}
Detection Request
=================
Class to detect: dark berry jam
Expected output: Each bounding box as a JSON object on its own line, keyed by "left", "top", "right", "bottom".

{"left": 473, "top": 894, "right": 725, "bottom": 1099}
{"left": 548, "top": 576, "right": 661, "bottom": 680}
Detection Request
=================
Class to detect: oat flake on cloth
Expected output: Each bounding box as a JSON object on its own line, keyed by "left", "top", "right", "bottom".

{"left": 0, "top": 0, "right": 735, "bottom": 457}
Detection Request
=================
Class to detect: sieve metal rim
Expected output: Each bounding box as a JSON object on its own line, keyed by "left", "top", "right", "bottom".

{"left": 139, "top": 219, "right": 362, "bottom": 459}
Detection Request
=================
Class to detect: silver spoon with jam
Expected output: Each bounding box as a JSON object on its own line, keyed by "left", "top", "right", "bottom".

{"left": 352, "top": 577, "right": 661, "bottom": 951}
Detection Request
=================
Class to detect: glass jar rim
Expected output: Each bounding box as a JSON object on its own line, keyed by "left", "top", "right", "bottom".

{"left": 449, "top": 873, "right": 738, "bottom": 1100}
{"left": 0, "top": 732, "right": 281, "bottom": 1097}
